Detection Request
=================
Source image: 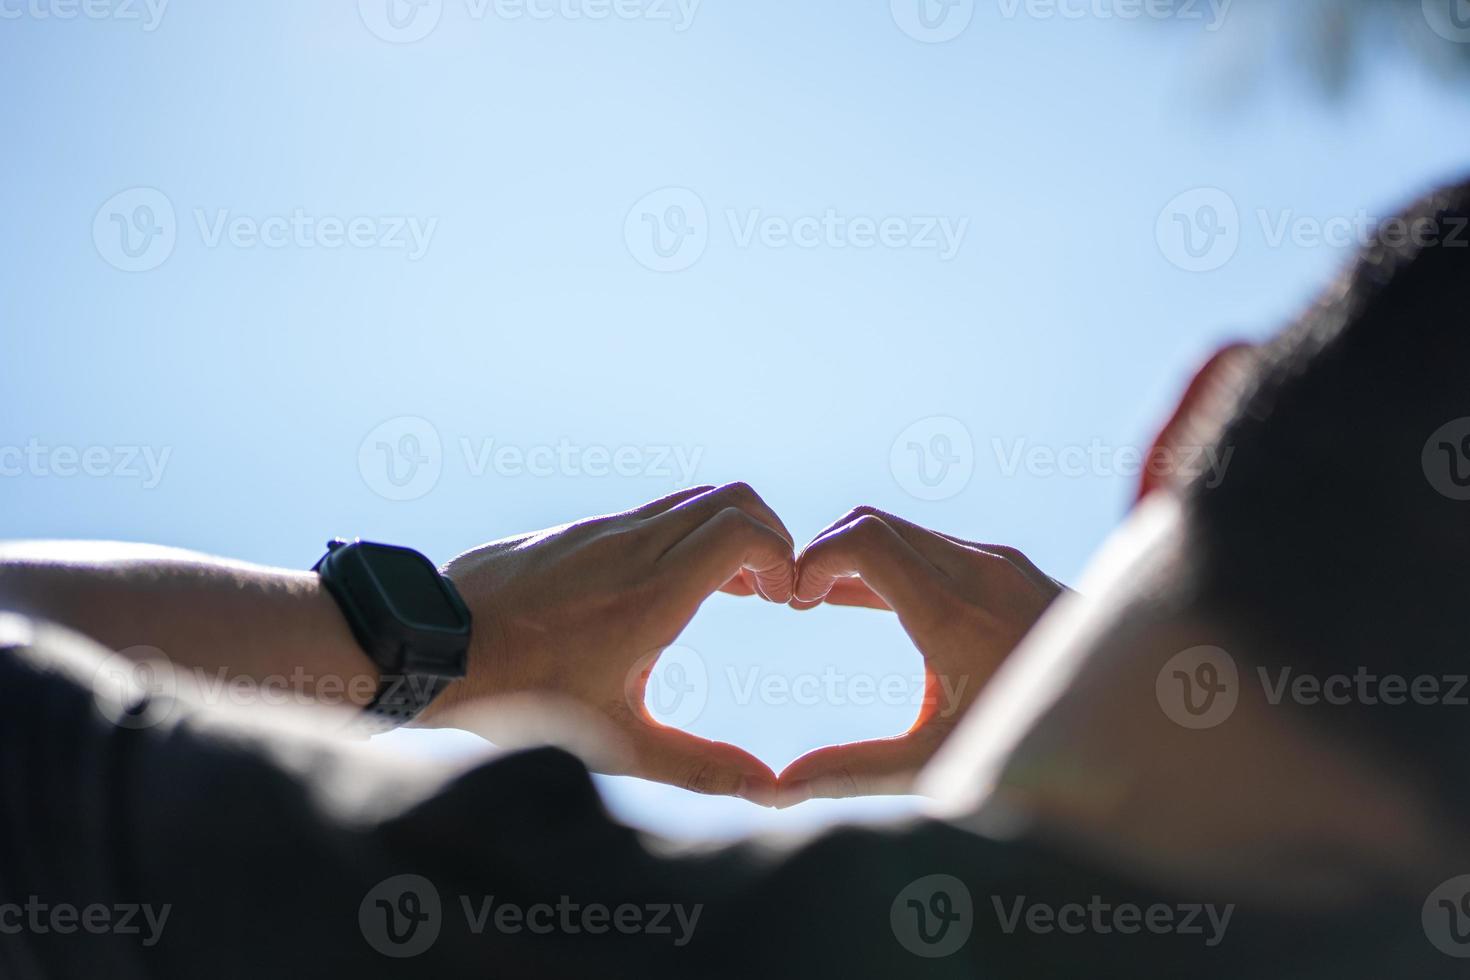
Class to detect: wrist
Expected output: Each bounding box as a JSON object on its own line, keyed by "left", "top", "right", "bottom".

{"left": 417, "top": 565, "right": 510, "bottom": 726}
{"left": 305, "top": 574, "right": 381, "bottom": 710}
{"left": 312, "top": 540, "right": 471, "bottom": 731}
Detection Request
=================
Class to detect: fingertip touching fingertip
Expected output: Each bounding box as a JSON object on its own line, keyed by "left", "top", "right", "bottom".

{"left": 773, "top": 780, "right": 811, "bottom": 809}
{"left": 737, "top": 776, "right": 778, "bottom": 808}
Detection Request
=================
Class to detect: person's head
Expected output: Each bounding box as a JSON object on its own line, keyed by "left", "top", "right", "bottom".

{"left": 1180, "top": 176, "right": 1470, "bottom": 811}
{"left": 926, "top": 177, "right": 1470, "bottom": 896}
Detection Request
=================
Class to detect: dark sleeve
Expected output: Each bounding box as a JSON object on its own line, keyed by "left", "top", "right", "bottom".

{"left": 0, "top": 616, "right": 1413, "bottom": 980}
{"left": 0, "top": 616, "right": 986, "bottom": 979}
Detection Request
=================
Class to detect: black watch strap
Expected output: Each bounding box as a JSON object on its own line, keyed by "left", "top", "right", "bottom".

{"left": 313, "top": 539, "right": 471, "bottom": 735}
{"left": 356, "top": 674, "right": 456, "bottom": 735}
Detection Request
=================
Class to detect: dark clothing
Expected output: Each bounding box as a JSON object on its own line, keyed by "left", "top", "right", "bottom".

{"left": 0, "top": 618, "right": 1450, "bottom": 978}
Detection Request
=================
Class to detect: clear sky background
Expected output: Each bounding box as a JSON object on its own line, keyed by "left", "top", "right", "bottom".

{"left": 5, "top": 0, "right": 1470, "bottom": 838}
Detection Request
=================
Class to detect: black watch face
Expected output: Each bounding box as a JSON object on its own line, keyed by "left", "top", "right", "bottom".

{"left": 360, "top": 546, "right": 467, "bottom": 632}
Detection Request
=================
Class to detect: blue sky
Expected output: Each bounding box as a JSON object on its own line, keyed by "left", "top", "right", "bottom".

{"left": 5, "top": 0, "right": 1470, "bottom": 837}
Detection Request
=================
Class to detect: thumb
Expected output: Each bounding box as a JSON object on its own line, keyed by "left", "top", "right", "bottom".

{"left": 629, "top": 722, "right": 779, "bottom": 807}
{"left": 775, "top": 736, "right": 935, "bottom": 808}
{"left": 662, "top": 506, "right": 795, "bottom": 604}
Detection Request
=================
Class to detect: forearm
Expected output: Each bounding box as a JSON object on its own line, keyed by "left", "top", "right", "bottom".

{"left": 0, "top": 541, "right": 377, "bottom": 710}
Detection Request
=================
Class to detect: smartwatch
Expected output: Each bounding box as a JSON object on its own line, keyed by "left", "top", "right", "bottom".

{"left": 313, "top": 539, "right": 471, "bottom": 733}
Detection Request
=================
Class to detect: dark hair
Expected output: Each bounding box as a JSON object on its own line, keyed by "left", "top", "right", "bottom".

{"left": 1186, "top": 177, "right": 1470, "bottom": 800}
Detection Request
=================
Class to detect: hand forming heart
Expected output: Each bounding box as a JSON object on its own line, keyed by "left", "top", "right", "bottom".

{"left": 428, "top": 484, "right": 1063, "bottom": 808}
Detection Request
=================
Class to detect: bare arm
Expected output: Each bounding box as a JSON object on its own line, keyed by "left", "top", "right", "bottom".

{"left": 0, "top": 482, "right": 800, "bottom": 801}
{"left": 0, "top": 541, "right": 379, "bottom": 711}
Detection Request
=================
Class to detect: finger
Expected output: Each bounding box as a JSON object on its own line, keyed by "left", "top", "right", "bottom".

{"left": 968, "top": 542, "right": 1064, "bottom": 593}
{"left": 872, "top": 513, "right": 1056, "bottom": 594}
{"left": 631, "top": 723, "right": 778, "bottom": 806}
{"left": 789, "top": 577, "right": 891, "bottom": 611}
{"left": 809, "top": 506, "right": 976, "bottom": 579}
{"left": 812, "top": 508, "right": 991, "bottom": 566}
{"left": 775, "top": 737, "right": 932, "bottom": 807}
{"left": 793, "top": 514, "right": 942, "bottom": 614}
{"left": 646, "top": 482, "right": 794, "bottom": 549}
{"left": 623, "top": 485, "right": 717, "bottom": 520}
{"left": 661, "top": 507, "right": 795, "bottom": 603}
{"left": 718, "top": 568, "right": 759, "bottom": 597}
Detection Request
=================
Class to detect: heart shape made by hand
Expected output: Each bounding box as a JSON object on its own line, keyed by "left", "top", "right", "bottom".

{"left": 442, "top": 488, "right": 1062, "bottom": 810}
{"left": 629, "top": 505, "right": 1064, "bottom": 809}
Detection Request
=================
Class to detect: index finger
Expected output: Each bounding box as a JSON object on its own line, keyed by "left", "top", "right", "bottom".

{"left": 794, "top": 514, "right": 941, "bottom": 615}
